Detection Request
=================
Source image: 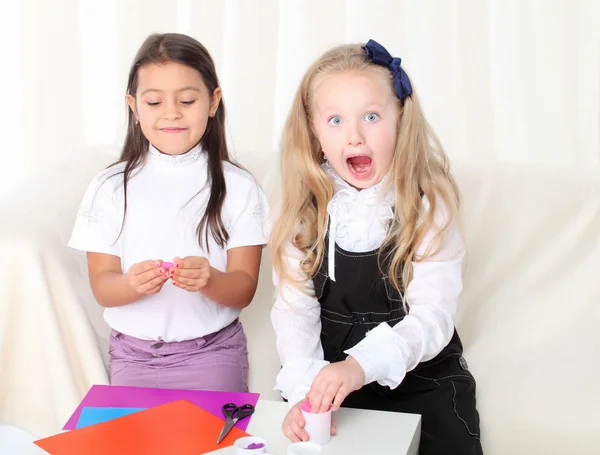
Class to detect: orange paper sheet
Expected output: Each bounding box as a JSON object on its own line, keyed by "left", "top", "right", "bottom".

{"left": 34, "top": 400, "right": 250, "bottom": 454}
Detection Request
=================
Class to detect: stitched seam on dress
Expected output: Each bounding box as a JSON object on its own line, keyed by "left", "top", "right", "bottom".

{"left": 321, "top": 315, "right": 354, "bottom": 325}
{"left": 321, "top": 308, "right": 353, "bottom": 318}
{"left": 317, "top": 277, "right": 327, "bottom": 298}
{"left": 382, "top": 278, "right": 403, "bottom": 302}
{"left": 434, "top": 374, "right": 476, "bottom": 383}
{"left": 411, "top": 372, "right": 476, "bottom": 384}
{"left": 352, "top": 309, "right": 403, "bottom": 315}
{"left": 334, "top": 248, "right": 378, "bottom": 258}
{"left": 450, "top": 380, "right": 481, "bottom": 439}
{"left": 314, "top": 269, "right": 328, "bottom": 298}
{"left": 321, "top": 308, "right": 402, "bottom": 318}
{"left": 410, "top": 373, "right": 439, "bottom": 383}
{"left": 321, "top": 315, "right": 403, "bottom": 325}
{"left": 409, "top": 372, "right": 480, "bottom": 440}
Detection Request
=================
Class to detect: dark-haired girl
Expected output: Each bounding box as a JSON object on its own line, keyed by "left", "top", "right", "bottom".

{"left": 69, "top": 33, "right": 269, "bottom": 391}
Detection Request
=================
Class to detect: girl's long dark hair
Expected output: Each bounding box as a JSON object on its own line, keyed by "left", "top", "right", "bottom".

{"left": 111, "top": 33, "right": 232, "bottom": 250}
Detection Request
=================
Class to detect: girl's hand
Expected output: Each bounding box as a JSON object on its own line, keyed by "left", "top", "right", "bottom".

{"left": 282, "top": 402, "right": 308, "bottom": 442}
{"left": 282, "top": 401, "right": 337, "bottom": 442}
{"left": 306, "top": 356, "right": 365, "bottom": 413}
{"left": 126, "top": 260, "right": 168, "bottom": 295}
{"left": 169, "top": 256, "right": 211, "bottom": 292}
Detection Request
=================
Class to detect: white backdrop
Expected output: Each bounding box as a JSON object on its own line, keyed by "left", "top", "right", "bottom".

{"left": 0, "top": 0, "right": 599, "bottom": 196}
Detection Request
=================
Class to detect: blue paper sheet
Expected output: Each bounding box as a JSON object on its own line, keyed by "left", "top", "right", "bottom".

{"left": 75, "top": 407, "right": 146, "bottom": 428}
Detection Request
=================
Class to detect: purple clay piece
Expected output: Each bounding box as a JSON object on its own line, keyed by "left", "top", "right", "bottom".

{"left": 246, "top": 443, "right": 265, "bottom": 449}
{"left": 162, "top": 261, "right": 174, "bottom": 270}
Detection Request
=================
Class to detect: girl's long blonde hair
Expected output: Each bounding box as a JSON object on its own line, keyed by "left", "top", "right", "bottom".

{"left": 270, "top": 43, "right": 461, "bottom": 302}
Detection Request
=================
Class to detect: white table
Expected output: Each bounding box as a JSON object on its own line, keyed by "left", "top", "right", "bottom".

{"left": 212, "top": 400, "right": 421, "bottom": 455}
{"left": 1, "top": 401, "right": 420, "bottom": 455}
{"left": 0, "top": 424, "right": 46, "bottom": 455}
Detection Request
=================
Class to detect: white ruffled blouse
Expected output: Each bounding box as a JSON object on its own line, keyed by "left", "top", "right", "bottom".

{"left": 324, "top": 161, "right": 395, "bottom": 281}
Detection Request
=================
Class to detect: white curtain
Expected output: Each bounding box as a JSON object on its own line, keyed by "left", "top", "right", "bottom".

{"left": 1, "top": 0, "right": 598, "bottom": 197}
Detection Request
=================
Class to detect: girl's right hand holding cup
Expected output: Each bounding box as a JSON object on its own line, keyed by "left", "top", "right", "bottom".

{"left": 282, "top": 400, "right": 336, "bottom": 443}
{"left": 126, "top": 260, "right": 168, "bottom": 295}
{"left": 282, "top": 402, "right": 309, "bottom": 443}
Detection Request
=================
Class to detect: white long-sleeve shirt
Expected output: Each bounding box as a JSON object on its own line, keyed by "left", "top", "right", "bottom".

{"left": 271, "top": 162, "right": 465, "bottom": 406}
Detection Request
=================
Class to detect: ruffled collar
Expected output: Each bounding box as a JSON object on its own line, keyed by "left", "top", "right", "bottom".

{"left": 148, "top": 143, "right": 204, "bottom": 167}
{"left": 323, "top": 161, "right": 395, "bottom": 281}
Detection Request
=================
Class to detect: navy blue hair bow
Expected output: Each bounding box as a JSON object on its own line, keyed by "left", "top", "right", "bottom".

{"left": 362, "top": 39, "right": 412, "bottom": 100}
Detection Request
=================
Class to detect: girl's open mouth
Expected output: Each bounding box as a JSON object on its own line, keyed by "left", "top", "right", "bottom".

{"left": 347, "top": 155, "right": 373, "bottom": 180}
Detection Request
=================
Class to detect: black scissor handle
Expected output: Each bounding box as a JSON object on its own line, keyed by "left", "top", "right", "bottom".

{"left": 222, "top": 403, "right": 238, "bottom": 419}
{"left": 235, "top": 404, "right": 255, "bottom": 420}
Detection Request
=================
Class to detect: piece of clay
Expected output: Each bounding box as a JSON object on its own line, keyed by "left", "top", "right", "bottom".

{"left": 301, "top": 399, "right": 330, "bottom": 413}
{"left": 300, "top": 400, "right": 311, "bottom": 412}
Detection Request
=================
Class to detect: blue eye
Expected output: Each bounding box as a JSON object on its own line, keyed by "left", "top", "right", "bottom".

{"left": 365, "top": 112, "right": 379, "bottom": 122}
{"left": 328, "top": 116, "right": 342, "bottom": 126}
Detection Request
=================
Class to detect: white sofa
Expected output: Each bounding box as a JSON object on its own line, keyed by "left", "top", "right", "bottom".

{"left": 1, "top": 146, "right": 599, "bottom": 455}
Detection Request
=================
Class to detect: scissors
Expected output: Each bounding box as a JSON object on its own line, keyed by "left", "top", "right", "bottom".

{"left": 216, "top": 402, "right": 256, "bottom": 443}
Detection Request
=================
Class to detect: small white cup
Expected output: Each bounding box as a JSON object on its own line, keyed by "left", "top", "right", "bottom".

{"left": 300, "top": 402, "right": 332, "bottom": 445}
{"left": 234, "top": 436, "right": 268, "bottom": 454}
{"left": 287, "top": 441, "right": 324, "bottom": 455}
